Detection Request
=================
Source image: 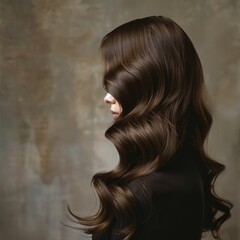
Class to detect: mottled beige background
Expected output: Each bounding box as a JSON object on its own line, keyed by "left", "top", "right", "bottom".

{"left": 0, "top": 0, "right": 239, "bottom": 240}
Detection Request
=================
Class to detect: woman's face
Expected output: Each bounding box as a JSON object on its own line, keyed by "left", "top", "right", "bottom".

{"left": 104, "top": 93, "right": 122, "bottom": 119}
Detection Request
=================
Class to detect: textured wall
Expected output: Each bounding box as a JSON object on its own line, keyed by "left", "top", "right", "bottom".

{"left": 0, "top": 0, "right": 239, "bottom": 240}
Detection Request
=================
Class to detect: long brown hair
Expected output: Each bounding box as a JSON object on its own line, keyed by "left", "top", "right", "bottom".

{"left": 67, "top": 16, "right": 232, "bottom": 239}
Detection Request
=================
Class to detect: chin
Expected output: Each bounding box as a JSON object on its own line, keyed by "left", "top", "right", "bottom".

{"left": 112, "top": 113, "right": 119, "bottom": 119}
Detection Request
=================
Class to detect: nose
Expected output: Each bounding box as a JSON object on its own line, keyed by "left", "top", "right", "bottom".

{"left": 104, "top": 93, "right": 116, "bottom": 104}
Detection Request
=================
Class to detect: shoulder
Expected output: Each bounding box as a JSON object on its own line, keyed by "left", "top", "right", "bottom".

{"left": 126, "top": 171, "right": 171, "bottom": 210}
{"left": 127, "top": 170, "right": 181, "bottom": 198}
{"left": 127, "top": 160, "right": 204, "bottom": 205}
{"left": 127, "top": 172, "right": 163, "bottom": 199}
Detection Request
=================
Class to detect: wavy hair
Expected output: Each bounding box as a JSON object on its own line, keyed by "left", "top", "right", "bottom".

{"left": 67, "top": 16, "right": 232, "bottom": 239}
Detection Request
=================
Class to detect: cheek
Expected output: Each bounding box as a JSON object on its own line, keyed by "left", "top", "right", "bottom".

{"left": 117, "top": 103, "right": 122, "bottom": 112}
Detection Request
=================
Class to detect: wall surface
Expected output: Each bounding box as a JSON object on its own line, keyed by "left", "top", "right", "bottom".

{"left": 0, "top": 0, "right": 239, "bottom": 240}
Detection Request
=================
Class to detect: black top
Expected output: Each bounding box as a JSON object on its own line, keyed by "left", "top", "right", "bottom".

{"left": 92, "top": 149, "right": 207, "bottom": 240}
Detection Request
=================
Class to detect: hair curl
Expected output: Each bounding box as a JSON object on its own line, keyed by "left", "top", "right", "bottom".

{"left": 67, "top": 16, "right": 232, "bottom": 239}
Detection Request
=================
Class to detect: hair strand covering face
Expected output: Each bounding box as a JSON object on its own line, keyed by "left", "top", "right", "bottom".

{"left": 66, "top": 15, "right": 233, "bottom": 240}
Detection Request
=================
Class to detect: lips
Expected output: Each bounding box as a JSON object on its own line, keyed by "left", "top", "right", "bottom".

{"left": 110, "top": 110, "right": 118, "bottom": 114}
{"left": 110, "top": 110, "right": 119, "bottom": 119}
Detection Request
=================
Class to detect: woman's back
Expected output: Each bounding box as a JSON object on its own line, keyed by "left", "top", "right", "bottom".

{"left": 94, "top": 149, "right": 206, "bottom": 240}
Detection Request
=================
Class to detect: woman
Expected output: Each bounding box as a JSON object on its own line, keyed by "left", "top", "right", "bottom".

{"left": 67, "top": 15, "right": 232, "bottom": 240}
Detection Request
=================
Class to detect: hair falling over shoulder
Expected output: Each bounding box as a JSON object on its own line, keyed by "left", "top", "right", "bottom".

{"left": 67, "top": 16, "right": 233, "bottom": 240}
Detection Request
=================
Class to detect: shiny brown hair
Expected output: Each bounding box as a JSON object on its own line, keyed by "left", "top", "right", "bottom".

{"left": 67, "top": 15, "right": 232, "bottom": 239}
